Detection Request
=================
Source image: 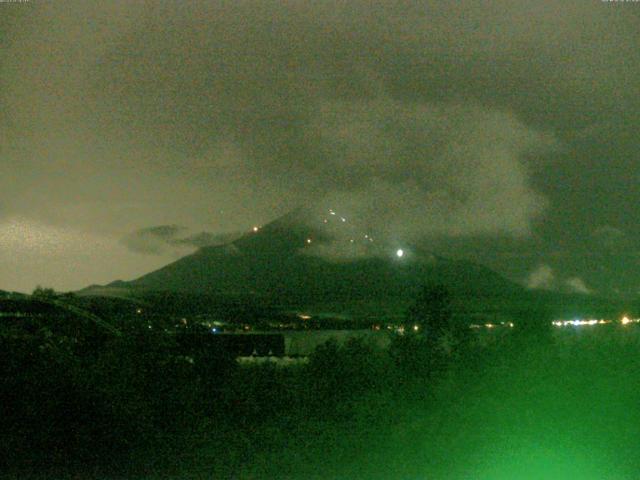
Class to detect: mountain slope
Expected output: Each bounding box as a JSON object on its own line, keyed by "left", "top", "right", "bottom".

{"left": 79, "top": 211, "right": 629, "bottom": 322}
{"left": 121, "top": 211, "right": 522, "bottom": 303}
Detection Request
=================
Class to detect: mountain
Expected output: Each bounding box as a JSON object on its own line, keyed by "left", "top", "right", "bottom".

{"left": 79, "top": 210, "right": 630, "bottom": 322}
{"left": 80, "top": 211, "right": 522, "bottom": 309}
{"left": 133, "top": 212, "right": 521, "bottom": 300}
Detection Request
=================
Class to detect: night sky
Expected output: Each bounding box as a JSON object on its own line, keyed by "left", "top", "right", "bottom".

{"left": 1, "top": 1, "right": 639, "bottom": 295}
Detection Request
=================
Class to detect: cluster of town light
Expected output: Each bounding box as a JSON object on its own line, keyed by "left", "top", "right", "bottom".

{"left": 552, "top": 319, "right": 609, "bottom": 327}
{"left": 551, "top": 316, "right": 640, "bottom": 327}
{"left": 470, "top": 322, "right": 514, "bottom": 329}
{"left": 621, "top": 316, "right": 640, "bottom": 325}
{"left": 391, "top": 324, "right": 420, "bottom": 334}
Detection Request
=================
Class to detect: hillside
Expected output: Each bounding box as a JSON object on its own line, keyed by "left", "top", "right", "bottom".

{"left": 109, "top": 212, "right": 521, "bottom": 304}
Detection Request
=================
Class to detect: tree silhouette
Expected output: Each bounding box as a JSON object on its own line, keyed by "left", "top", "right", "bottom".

{"left": 32, "top": 285, "right": 57, "bottom": 300}
{"left": 407, "top": 284, "right": 453, "bottom": 339}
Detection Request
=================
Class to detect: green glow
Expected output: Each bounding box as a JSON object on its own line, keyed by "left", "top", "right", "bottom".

{"left": 467, "top": 444, "right": 607, "bottom": 480}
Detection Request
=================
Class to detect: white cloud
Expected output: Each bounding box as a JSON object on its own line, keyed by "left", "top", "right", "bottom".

{"left": 565, "top": 277, "right": 592, "bottom": 295}
{"left": 526, "top": 264, "right": 555, "bottom": 290}
{"left": 302, "top": 100, "right": 557, "bottom": 256}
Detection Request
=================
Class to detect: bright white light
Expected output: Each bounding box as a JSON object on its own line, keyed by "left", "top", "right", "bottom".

{"left": 552, "top": 318, "right": 613, "bottom": 328}
{"left": 252, "top": 226, "right": 259, "bottom": 232}
{"left": 306, "top": 238, "right": 312, "bottom": 244}
{"left": 396, "top": 249, "right": 404, "bottom": 258}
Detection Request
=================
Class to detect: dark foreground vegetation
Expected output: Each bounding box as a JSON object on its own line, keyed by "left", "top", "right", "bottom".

{"left": 0, "top": 287, "right": 496, "bottom": 480}
{"left": 4, "top": 289, "right": 640, "bottom": 479}
{"left": 0, "top": 326, "right": 457, "bottom": 477}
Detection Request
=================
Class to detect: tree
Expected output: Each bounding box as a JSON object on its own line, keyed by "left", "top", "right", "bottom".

{"left": 405, "top": 284, "right": 475, "bottom": 364}
{"left": 407, "top": 284, "right": 453, "bottom": 339}
{"left": 32, "top": 285, "right": 58, "bottom": 300}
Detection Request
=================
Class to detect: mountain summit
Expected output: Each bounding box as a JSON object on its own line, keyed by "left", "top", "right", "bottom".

{"left": 83, "top": 210, "right": 522, "bottom": 306}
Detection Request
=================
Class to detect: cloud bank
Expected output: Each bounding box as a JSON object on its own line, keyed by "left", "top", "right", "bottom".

{"left": 1, "top": 0, "right": 638, "bottom": 290}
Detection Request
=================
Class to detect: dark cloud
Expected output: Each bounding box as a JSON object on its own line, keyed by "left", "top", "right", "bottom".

{"left": 120, "top": 225, "right": 187, "bottom": 255}
{"left": 121, "top": 225, "right": 241, "bottom": 255}
{"left": 174, "top": 232, "right": 241, "bottom": 249}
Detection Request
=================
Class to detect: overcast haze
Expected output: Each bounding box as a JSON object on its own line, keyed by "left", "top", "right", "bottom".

{"left": 1, "top": 1, "right": 639, "bottom": 294}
